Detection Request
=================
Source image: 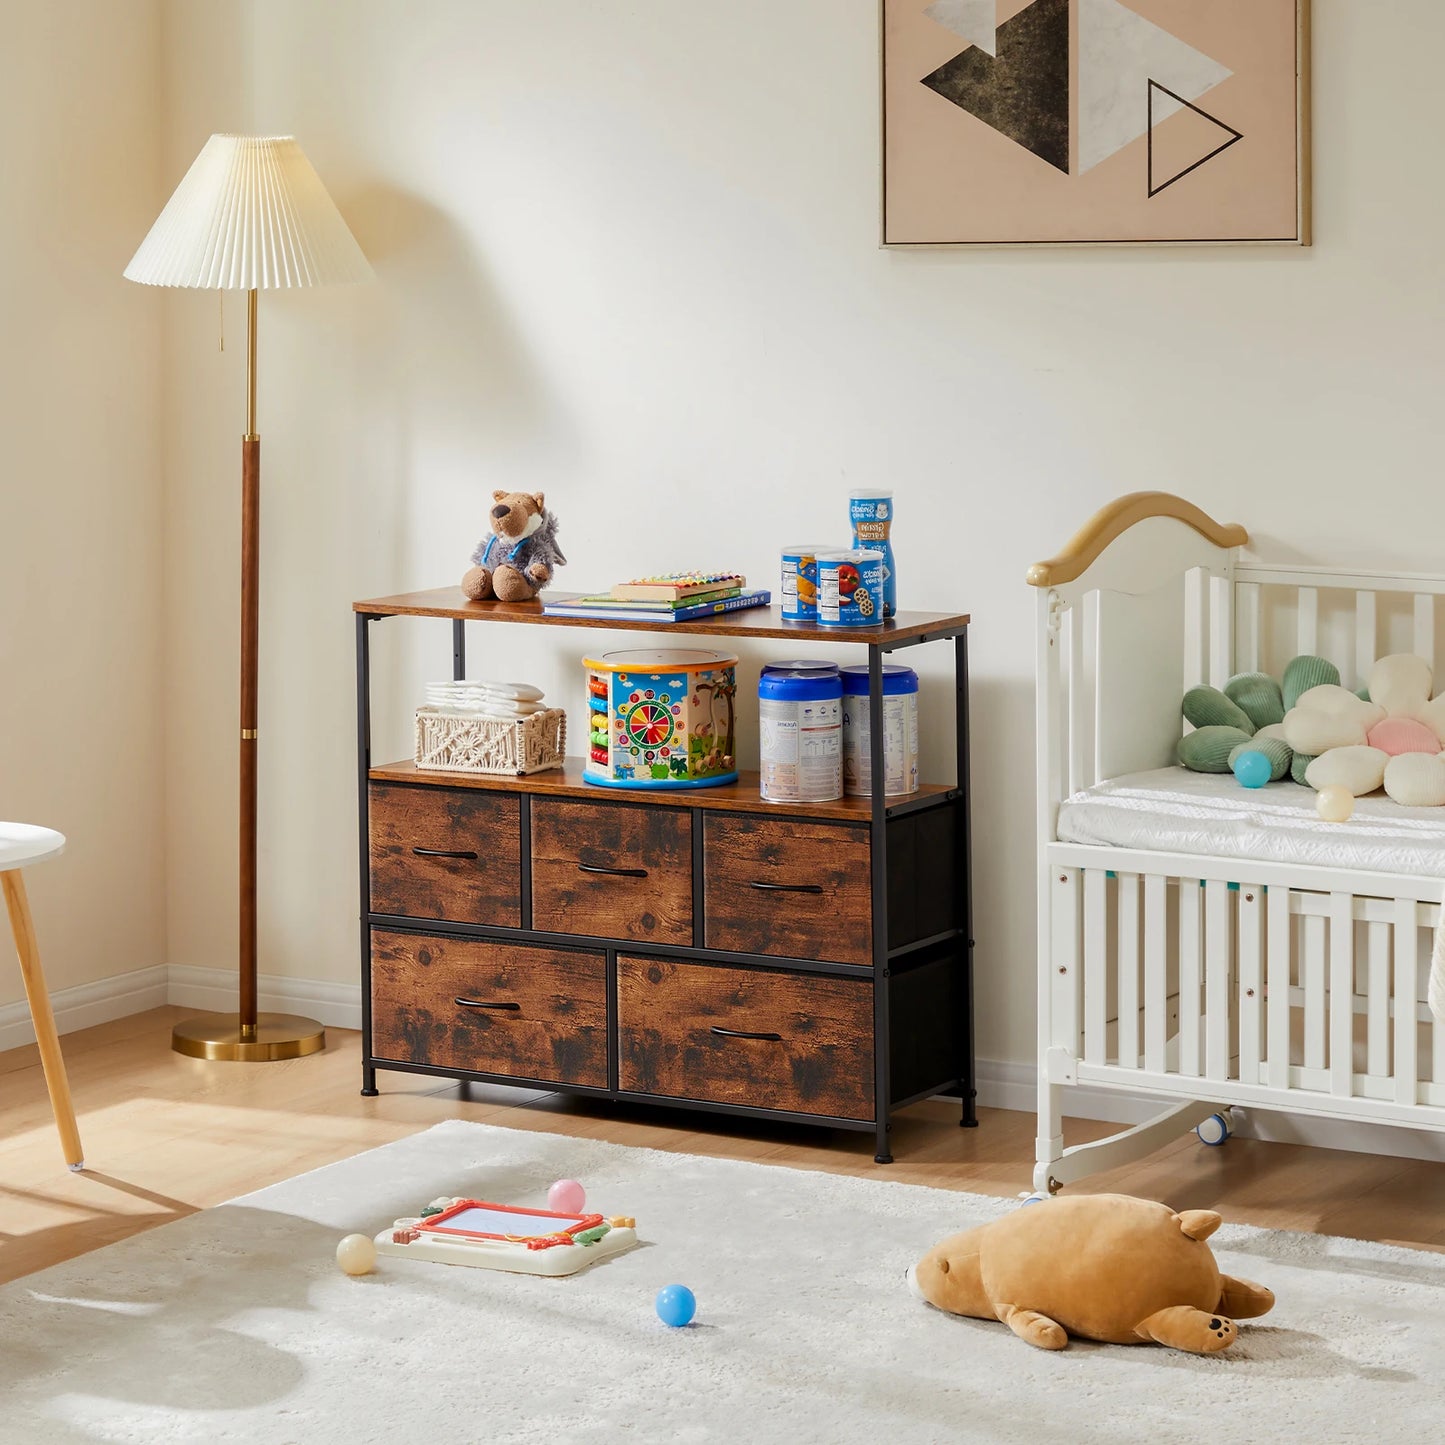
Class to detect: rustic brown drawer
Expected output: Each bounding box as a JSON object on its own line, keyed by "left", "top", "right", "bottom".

{"left": 703, "top": 816, "right": 871, "bottom": 965}
{"left": 617, "top": 956, "right": 873, "bottom": 1120}
{"left": 370, "top": 929, "right": 606, "bottom": 1087}
{"left": 370, "top": 783, "right": 521, "bottom": 926}
{"left": 531, "top": 799, "right": 691, "bottom": 945}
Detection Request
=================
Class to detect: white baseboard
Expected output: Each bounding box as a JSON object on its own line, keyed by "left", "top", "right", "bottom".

{"left": 7, "top": 969, "right": 1443, "bottom": 1164}
{"left": 0, "top": 965, "right": 169, "bottom": 1054}
{"left": 166, "top": 965, "right": 363, "bottom": 1032}
{"left": 974, "top": 1058, "right": 1445, "bottom": 1163}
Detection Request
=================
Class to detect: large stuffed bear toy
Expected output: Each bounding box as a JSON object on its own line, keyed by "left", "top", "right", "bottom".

{"left": 909, "top": 1194, "right": 1274, "bottom": 1353}
{"left": 461, "top": 491, "right": 566, "bottom": 603}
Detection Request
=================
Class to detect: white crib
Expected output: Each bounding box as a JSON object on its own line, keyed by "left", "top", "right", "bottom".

{"left": 1029, "top": 493, "right": 1445, "bottom": 1196}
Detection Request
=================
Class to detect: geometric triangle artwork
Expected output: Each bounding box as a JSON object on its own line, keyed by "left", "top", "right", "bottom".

{"left": 921, "top": 0, "right": 1070, "bottom": 174}
{"left": 1147, "top": 80, "right": 1243, "bottom": 197}
{"left": 923, "top": 0, "right": 998, "bottom": 57}
{"left": 1076, "top": 0, "right": 1231, "bottom": 175}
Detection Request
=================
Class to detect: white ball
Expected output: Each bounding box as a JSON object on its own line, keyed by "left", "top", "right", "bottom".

{"left": 1316, "top": 785, "right": 1355, "bottom": 824}
{"left": 336, "top": 1233, "right": 378, "bottom": 1276}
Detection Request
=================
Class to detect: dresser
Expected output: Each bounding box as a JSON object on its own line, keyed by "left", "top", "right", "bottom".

{"left": 354, "top": 589, "right": 973, "bottom": 1162}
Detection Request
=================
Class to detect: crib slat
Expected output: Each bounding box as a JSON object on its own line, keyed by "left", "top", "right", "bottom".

{"left": 1179, "top": 879, "right": 1202, "bottom": 1077}
{"left": 1354, "top": 592, "right": 1377, "bottom": 688}
{"left": 1205, "top": 879, "right": 1231, "bottom": 1081}
{"left": 1394, "top": 898, "right": 1418, "bottom": 1106}
{"left": 1053, "top": 868, "right": 1082, "bottom": 1060}
{"left": 1238, "top": 886, "right": 1263, "bottom": 1086}
{"left": 1144, "top": 874, "right": 1168, "bottom": 1073}
{"left": 1118, "top": 872, "right": 1140, "bottom": 1069}
{"left": 1414, "top": 594, "right": 1435, "bottom": 669}
{"left": 1366, "top": 921, "right": 1390, "bottom": 1082}
{"left": 1329, "top": 893, "right": 1354, "bottom": 1098}
{"left": 1083, "top": 869, "right": 1107, "bottom": 1065}
{"left": 1184, "top": 570, "right": 1208, "bottom": 691}
{"left": 1236, "top": 582, "right": 1261, "bottom": 675}
{"left": 1303, "top": 914, "right": 1326, "bottom": 1071}
{"left": 1296, "top": 587, "right": 1318, "bottom": 656}
{"left": 1267, "top": 886, "right": 1292, "bottom": 1089}
{"left": 1067, "top": 606, "right": 1085, "bottom": 798}
{"left": 1209, "top": 575, "right": 1232, "bottom": 690}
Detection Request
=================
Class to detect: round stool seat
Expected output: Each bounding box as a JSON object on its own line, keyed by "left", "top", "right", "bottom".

{"left": 0, "top": 823, "right": 66, "bottom": 870}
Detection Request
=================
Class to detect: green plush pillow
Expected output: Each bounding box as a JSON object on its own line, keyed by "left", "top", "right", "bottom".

{"left": 1228, "top": 737, "right": 1292, "bottom": 782}
{"left": 1178, "top": 725, "right": 1255, "bottom": 772}
{"left": 1182, "top": 686, "right": 1256, "bottom": 735}
{"left": 1282, "top": 655, "right": 1341, "bottom": 710}
{"left": 1290, "top": 751, "right": 1316, "bottom": 786}
{"left": 1224, "top": 672, "right": 1285, "bottom": 730}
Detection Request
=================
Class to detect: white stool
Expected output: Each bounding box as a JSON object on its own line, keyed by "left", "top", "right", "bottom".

{"left": 1, "top": 823, "right": 84, "bottom": 1170}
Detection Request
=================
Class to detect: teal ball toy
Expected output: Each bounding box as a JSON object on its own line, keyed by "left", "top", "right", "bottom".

{"left": 1232, "top": 750, "right": 1272, "bottom": 789}
{"left": 656, "top": 1284, "right": 696, "bottom": 1328}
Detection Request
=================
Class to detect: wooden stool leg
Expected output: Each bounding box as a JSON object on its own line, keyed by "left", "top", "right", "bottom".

{"left": 2, "top": 870, "right": 84, "bottom": 1170}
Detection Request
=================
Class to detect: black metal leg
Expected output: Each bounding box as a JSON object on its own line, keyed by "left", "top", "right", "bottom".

{"left": 357, "top": 612, "right": 380, "bottom": 1098}
{"left": 956, "top": 629, "right": 978, "bottom": 1128}
{"left": 869, "top": 647, "right": 893, "bottom": 1164}
{"left": 453, "top": 618, "right": 466, "bottom": 682}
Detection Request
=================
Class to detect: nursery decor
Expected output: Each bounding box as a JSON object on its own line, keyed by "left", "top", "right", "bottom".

{"left": 126, "top": 134, "right": 374, "bottom": 1062}
{"left": 462, "top": 491, "right": 566, "bottom": 603}
{"left": 910, "top": 1193, "right": 1273, "bottom": 1353}
{"left": 5, "top": 1122, "right": 1444, "bottom": 1442}
{"left": 881, "top": 0, "right": 1310, "bottom": 246}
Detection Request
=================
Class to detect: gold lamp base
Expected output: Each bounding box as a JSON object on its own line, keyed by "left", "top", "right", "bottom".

{"left": 172, "top": 1012, "right": 326, "bottom": 1062}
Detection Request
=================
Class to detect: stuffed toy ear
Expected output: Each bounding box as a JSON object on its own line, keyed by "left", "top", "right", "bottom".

{"left": 1175, "top": 1210, "right": 1222, "bottom": 1242}
{"left": 492, "top": 489, "right": 508, "bottom": 502}
{"left": 532, "top": 491, "right": 546, "bottom": 511}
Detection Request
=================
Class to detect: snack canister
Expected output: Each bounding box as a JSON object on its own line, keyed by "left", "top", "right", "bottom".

{"left": 816, "top": 549, "right": 884, "bottom": 628}
{"left": 780, "top": 546, "right": 826, "bottom": 623}
{"left": 758, "top": 661, "right": 843, "bottom": 803}
{"left": 841, "top": 664, "right": 919, "bottom": 797}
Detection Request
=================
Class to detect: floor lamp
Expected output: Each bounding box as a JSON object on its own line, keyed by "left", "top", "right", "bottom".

{"left": 126, "top": 135, "right": 374, "bottom": 1061}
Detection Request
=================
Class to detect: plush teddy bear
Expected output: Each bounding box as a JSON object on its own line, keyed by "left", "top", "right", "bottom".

{"left": 909, "top": 1194, "right": 1274, "bottom": 1353}
{"left": 461, "top": 491, "right": 566, "bottom": 603}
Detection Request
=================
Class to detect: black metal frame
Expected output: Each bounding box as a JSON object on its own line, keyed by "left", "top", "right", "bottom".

{"left": 355, "top": 608, "right": 973, "bottom": 1160}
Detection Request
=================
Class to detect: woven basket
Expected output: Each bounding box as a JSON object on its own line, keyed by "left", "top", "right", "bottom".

{"left": 414, "top": 707, "right": 567, "bottom": 776}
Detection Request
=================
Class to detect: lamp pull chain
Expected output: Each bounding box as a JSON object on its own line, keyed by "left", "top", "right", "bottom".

{"left": 219, "top": 290, "right": 225, "bottom": 352}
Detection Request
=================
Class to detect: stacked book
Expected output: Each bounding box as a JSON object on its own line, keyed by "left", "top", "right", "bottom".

{"left": 542, "top": 572, "right": 770, "bottom": 622}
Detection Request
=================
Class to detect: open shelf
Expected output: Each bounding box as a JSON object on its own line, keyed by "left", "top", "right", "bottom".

{"left": 370, "top": 758, "right": 959, "bottom": 821}
{"left": 353, "top": 587, "right": 969, "bottom": 647}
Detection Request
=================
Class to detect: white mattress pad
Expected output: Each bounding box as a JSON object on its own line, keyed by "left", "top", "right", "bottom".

{"left": 1056, "top": 768, "right": 1445, "bottom": 880}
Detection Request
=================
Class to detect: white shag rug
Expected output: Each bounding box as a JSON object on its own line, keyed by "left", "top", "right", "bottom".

{"left": 2, "top": 1120, "right": 1442, "bottom": 1444}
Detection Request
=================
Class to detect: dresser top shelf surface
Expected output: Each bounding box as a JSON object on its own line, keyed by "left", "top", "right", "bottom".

{"left": 354, "top": 588, "right": 969, "bottom": 645}
{"left": 371, "top": 759, "right": 956, "bottom": 821}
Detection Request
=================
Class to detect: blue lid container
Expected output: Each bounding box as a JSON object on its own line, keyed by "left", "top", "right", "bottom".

{"left": 840, "top": 664, "right": 918, "bottom": 696}
{"left": 760, "top": 660, "right": 842, "bottom": 702}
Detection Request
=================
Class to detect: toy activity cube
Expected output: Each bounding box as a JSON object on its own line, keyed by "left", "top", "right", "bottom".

{"left": 584, "top": 648, "right": 738, "bottom": 789}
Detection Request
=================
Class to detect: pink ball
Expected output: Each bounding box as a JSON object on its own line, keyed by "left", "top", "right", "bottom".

{"left": 548, "top": 1178, "right": 586, "bottom": 1214}
{"left": 1366, "top": 717, "right": 1440, "bottom": 757}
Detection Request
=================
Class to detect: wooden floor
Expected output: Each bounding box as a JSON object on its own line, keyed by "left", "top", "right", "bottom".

{"left": 2, "top": 1006, "right": 1442, "bottom": 1285}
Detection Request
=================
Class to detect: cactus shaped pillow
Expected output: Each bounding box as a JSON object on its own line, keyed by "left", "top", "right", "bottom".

{"left": 1179, "top": 654, "right": 1445, "bottom": 808}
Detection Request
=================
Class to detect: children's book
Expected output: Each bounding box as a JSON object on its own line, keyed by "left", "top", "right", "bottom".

{"left": 543, "top": 588, "right": 770, "bottom": 622}
{"left": 611, "top": 572, "right": 746, "bottom": 601}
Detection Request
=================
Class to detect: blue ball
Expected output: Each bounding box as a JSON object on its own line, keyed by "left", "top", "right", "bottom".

{"left": 1232, "top": 750, "right": 1272, "bottom": 789}
{"left": 655, "top": 1284, "right": 696, "bottom": 1328}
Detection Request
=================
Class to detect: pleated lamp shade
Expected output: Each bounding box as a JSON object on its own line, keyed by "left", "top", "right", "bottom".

{"left": 125, "top": 134, "right": 373, "bottom": 290}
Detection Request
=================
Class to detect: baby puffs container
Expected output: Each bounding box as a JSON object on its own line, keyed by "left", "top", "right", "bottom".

{"left": 584, "top": 649, "right": 739, "bottom": 789}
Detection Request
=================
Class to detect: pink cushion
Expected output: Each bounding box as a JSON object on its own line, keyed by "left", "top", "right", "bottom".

{"left": 1366, "top": 717, "right": 1441, "bottom": 757}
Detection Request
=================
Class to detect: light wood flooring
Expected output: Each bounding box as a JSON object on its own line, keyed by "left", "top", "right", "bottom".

{"left": 2, "top": 1005, "right": 1442, "bottom": 1286}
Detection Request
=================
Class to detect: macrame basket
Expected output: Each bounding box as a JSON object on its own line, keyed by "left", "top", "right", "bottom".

{"left": 414, "top": 707, "right": 567, "bottom": 776}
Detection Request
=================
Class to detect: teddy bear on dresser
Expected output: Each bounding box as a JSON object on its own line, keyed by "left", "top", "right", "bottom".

{"left": 461, "top": 491, "right": 566, "bottom": 603}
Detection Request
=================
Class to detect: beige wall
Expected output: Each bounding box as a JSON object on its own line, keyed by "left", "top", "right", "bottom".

{"left": 0, "top": 2, "right": 167, "bottom": 1005}
{"left": 155, "top": 0, "right": 1445, "bottom": 1065}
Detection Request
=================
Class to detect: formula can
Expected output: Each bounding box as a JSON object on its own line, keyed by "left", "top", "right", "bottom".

{"left": 780, "top": 546, "right": 826, "bottom": 623}
{"left": 816, "top": 549, "right": 884, "bottom": 628}
{"left": 841, "top": 664, "right": 919, "bottom": 797}
{"left": 849, "top": 490, "right": 896, "bottom": 617}
{"left": 758, "top": 661, "right": 843, "bottom": 803}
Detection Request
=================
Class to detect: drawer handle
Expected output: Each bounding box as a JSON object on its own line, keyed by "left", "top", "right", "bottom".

{"left": 577, "top": 863, "right": 648, "bottom": 879}
{"left": 710, "top": 1025, "right": 783, "bottom": 1042}
{"left": 413, "top": 847, "right": 479, "bottom": 861}
{"left": 454, "top": 997, "right": 520, "bottom": 1012}
{"left": 748, "top": 880, "right": 823, "bottom": 895}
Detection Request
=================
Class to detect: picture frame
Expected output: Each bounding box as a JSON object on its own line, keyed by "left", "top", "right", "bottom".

{"left": 880, "top": 0, "right": 1311, "bottom": 247}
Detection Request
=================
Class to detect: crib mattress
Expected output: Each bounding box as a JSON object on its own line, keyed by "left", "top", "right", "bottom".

{"left": 1056, "top": 767, "right": 1445, "bottom": 880}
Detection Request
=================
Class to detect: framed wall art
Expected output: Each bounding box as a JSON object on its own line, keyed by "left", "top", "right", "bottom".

{"left": 881, "top": 0, "right": 1310, "bottom": 246}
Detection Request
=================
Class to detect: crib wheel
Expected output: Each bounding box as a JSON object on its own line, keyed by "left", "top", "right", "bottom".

{"left": 1196, "top": 1112, "right": 1232, "bottom": 1147}
{"left": 1019, "top": 1194, "right": 1046, "bottom": 1207}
